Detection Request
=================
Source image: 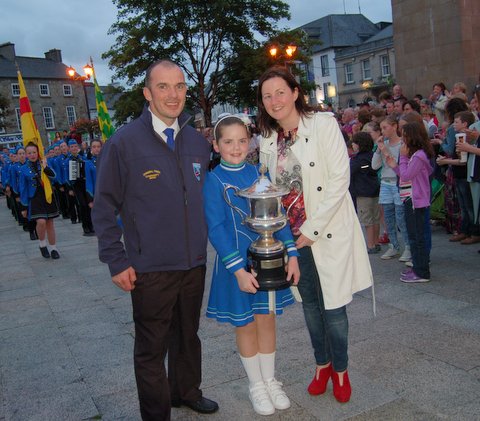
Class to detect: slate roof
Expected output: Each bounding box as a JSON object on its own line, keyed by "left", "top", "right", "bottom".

{"left": 365, "top": 24, "right": 393, "bottom": 43}
{"left": 301, "top": 14, "right": 380, "bottom": 53}
{"left": 0, "top": 56, "right": 72, "bottom": 80}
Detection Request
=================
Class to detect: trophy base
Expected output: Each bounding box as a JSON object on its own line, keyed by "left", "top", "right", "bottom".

{"left": 247, "top": 248, "right": 292, "bottom": 291}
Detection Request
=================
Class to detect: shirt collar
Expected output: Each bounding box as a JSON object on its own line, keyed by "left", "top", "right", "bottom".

{"left": 149, "top": 107, "right": 180, "bottom": 140}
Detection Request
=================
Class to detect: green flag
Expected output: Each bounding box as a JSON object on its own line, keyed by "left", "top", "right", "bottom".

{"left": 92, "top": 65, "right": 114, "bottom": 141}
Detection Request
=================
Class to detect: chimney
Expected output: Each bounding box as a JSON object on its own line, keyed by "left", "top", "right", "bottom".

{"left": 44, "top": 48, "right": 62, "bottom": 63}
{"left": 0, "top": 42, "right": 16, "bottom": 61}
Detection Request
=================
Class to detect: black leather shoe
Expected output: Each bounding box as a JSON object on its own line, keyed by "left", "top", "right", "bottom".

{"left": 39, "top": 246, "right": 50, "bottom": 258}
{"left": 71, "top": 220, "right": 78, "bottom": 224}
{"left": 171, "top": 397, "right": 218, "bottom": 414}
{"left": 83, "top": 231, "right": 95, "bottom": 237}
{"left": 30, "top": 231, "right": 37, "bottom": 240}
{"left": 50, "top": 250, "right": 60, "bottom": 259}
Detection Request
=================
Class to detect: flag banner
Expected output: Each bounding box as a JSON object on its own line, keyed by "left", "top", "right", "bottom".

{"left": 17, "top": 70, "right": 53, "bottom": 203}
{"left": 92, "top": 64, "right": 115, "bottom": 141}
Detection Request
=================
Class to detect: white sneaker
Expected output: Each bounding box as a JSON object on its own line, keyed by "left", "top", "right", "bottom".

{"left": 265, "top": 378, "right": 291, "bottom": 410}
{"left": 249, "top": 381, "right": 275, "bottom": 415}
{"left": 405, "top": 260, "right": 413, "bottom": 267}
{"left": 381, "top": 244, "right": 400, "bottom": 260}
{"left": 399, "top": 247, "right": 412, "bottom": 262}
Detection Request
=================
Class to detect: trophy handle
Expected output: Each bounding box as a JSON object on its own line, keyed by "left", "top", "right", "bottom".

{"left": 223, "top": 184, "right": 245, "bottom": 223}
{"left": 286, "top": 179, "right": 302, "bottom": 217}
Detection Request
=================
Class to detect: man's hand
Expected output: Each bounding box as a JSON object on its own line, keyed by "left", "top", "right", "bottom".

{"left": 21, "top": 210, "right": 27, "bottom": 218}
{"left": 112, "top": 267, "right": 137, "bottom": 291}
{"left": 68, "top": 190, "right": 74, "bottom": 196}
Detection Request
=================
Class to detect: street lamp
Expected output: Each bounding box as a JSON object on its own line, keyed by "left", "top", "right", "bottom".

{"left": 269, "top": 44, "right": 297, "bottom": 66}
{"left": 66, "top": 63, "right": 93, "bottom": 122}
{"left": 66, "top": 63, "right": 93, "bottom": 81}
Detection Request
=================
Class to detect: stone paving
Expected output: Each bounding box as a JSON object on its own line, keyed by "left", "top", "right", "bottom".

{"left": 0, "top": 195, "right": 479, "bottom": 420}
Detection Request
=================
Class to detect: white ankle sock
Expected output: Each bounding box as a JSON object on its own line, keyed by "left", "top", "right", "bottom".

{"left": 259, "top": 351, "right": 276, "bottom": 381}
{"left": 240, "top": 354, "right": 263, "bottom": 387}
{"left": 39, "top": 239, "right": 47, "bottom": 247}
{"left": 49, "top": 244, "right": 57, "bottom": 251}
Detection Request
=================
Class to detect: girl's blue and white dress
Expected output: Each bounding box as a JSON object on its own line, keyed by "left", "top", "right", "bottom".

{"left": 203, "top": 160, "right": 299, "bottom": 327}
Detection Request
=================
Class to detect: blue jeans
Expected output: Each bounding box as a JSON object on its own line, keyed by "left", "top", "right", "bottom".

{"left": 296, "top": 245, "right": 349, "bottom": 372}
{"left": 455, "top": 178, "right": 475, "bottom": 235}
{"left": 404, "top": 200, "right": 430, "bottom": 279}
{"left": 383, "top": 203, "right": 409, "bottom": 250}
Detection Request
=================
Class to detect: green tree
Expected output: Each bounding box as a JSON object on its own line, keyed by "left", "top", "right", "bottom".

{"left": 218, "top": 28, "right": 316, "bottom": 109}
{"left": 104, "top": 0, "right": 290, "bottom": 126}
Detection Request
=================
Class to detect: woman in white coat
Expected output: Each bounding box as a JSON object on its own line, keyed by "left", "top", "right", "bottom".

{"left": 257, "top": 66, "right": 373, "bottom": 403}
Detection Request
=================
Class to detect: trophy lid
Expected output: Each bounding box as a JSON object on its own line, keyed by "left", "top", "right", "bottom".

{"left": 237, "top": 165, "right": 289, "bottom": 198}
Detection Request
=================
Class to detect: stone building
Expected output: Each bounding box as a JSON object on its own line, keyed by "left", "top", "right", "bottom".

{"left": 0, "top": 42, "right": 89, "bottom": 147}
{"left": 392, "top": 0, "right": 480, "bottom": 98}
{"left": 334, "top": 24, "right": 395, "bottom": 108}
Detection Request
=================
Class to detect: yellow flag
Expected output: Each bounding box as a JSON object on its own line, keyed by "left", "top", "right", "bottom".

{"left": 17, "top": 70, "right": 53, "bottom": 203}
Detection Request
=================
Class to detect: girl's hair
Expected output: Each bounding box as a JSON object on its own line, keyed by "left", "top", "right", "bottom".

{"left": 399, "top": 111, "right": 430, "bottom": 141}
{"left": 445, "top": 97, "right": 468, "bottom": 123}
{"left": 213, "top": 115, "right": 250, "bottom": 141}
{"left": 401, "top": 122, "right": 434, "bottom": 159}
{"left": 256, "top": 66, "right": 314, "bottom": 137}
{"left": 364, "top": 121, "right": 381, "bottom": 133}
{"left": 352, "top": 132, "right": 374, "bottom": 153}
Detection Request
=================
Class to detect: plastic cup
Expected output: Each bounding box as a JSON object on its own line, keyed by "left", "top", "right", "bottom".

{"left": 455, "top": 133, "right": 468, "bottom": 163}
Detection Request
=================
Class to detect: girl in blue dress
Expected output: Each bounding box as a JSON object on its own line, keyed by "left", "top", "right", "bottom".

{"left": 203, "top": 115, "right": 300, "bottom": 416}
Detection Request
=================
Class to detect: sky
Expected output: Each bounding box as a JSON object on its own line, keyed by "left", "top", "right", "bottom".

{"left": 0, "top": 0, "right": 392, "bottom": 86}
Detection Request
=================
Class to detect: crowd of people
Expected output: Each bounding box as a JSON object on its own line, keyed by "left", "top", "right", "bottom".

{"left": 0, "top": 133, "right": 103, "bottom": 259}
{"left": 1, "top": 64, "right": 479, "bottom": 421}
{"left": 335, "top": 82, "right": 480, "bottom": 283}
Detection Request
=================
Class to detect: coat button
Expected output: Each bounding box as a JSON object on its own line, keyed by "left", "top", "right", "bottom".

{"left": 317, "top": 186, "right": 322, "bottom": 191}
{"left": 309, "top": 162, "right": 315, "bottom": 167}
{"left": 305, "top": 138, "right": 309, "bottom": 142}
{"left": 327, "top": 233, "right": 332, "bottom": 238}
{"left": 314, "top": 231, "right": 318, "bottom": 235}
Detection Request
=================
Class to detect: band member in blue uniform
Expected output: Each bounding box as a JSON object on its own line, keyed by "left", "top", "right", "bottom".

{"left": 65, "top": 139, "right": 94, "bottom": 236}
{"left": 19, "top": 143, "right": 60, "bottom": 259}
{"left": 85, "top": 139, "right": 102, "bottom": 208}
{"left": 203, "top": 115, "right": 300, "bottom": 416}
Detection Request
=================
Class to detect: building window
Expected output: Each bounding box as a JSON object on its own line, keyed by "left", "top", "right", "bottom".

{"left": 345, "top": 63, "right": 354, "bottom": 84}
{"left": 63, "top": 84, "right": 72, "bottom": 96}
{"left": 66, "top": 106, "right": 77, "bottom": 126}
{"left": 39, "top": 84, "right": 50, "bottom": 97}
{"left": 43, "top": 107, "right": 55, "bottom": 129}
{"left": 320, "top": 55, "right": 330, "bottom": 77}
{"left": 381, "top": 55, "right": 391, "bottom": 77}
{"left": 11, "top": 83, "right": 20, "bottom": 97}
{"left": 362, "top": 59, "right": 371, "bottom": 80}
{"left": 15, "top": 108, "right": 21, "bottom": 131}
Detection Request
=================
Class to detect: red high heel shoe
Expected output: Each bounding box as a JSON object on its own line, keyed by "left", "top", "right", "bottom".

{"left": 307, "top": 363, "right": 332, "bottom": 395}
{"left": 331, "top": 370, "right": 351, "bottom": 403}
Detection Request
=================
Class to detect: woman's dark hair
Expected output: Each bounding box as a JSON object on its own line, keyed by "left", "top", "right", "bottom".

{"left": 25, "top": 142, "right": 39, "bottom": 152}
{"left": 365, "top": 121, "right": 381, "bottom": 133}
{"left": 401, "top": 122, "right": 434, "bottom": 159}
{"left": 256, "top": 66, "right": 314, "bottom": 137}
{"left": 433, "top": 82, "right": 447, "bottom": 93}
{"left": 357, "top": 109, "right": 371, "bottom": 126}
{"left": 403, "top": 99, "right": 421, "bottom": 114}
{"left": 445, "top": 97, "right": 468, "bottom": 123}
{"left": 352, "top": 132, "right": 374, "bottom": 153}
{"left": 213, "top": 115, "right": 249, "bottom": 141}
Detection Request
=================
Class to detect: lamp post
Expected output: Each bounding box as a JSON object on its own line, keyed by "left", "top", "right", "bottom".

{"left": 269, "top": 44, "right": 297, "bottom": 71}
{"left": 66, "top": 63, "right": 93, "bottom": 121}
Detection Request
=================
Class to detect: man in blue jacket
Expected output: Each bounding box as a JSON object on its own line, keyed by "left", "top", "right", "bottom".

{"left": 92, "top": 59, "right": 218, "bottom": 420}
